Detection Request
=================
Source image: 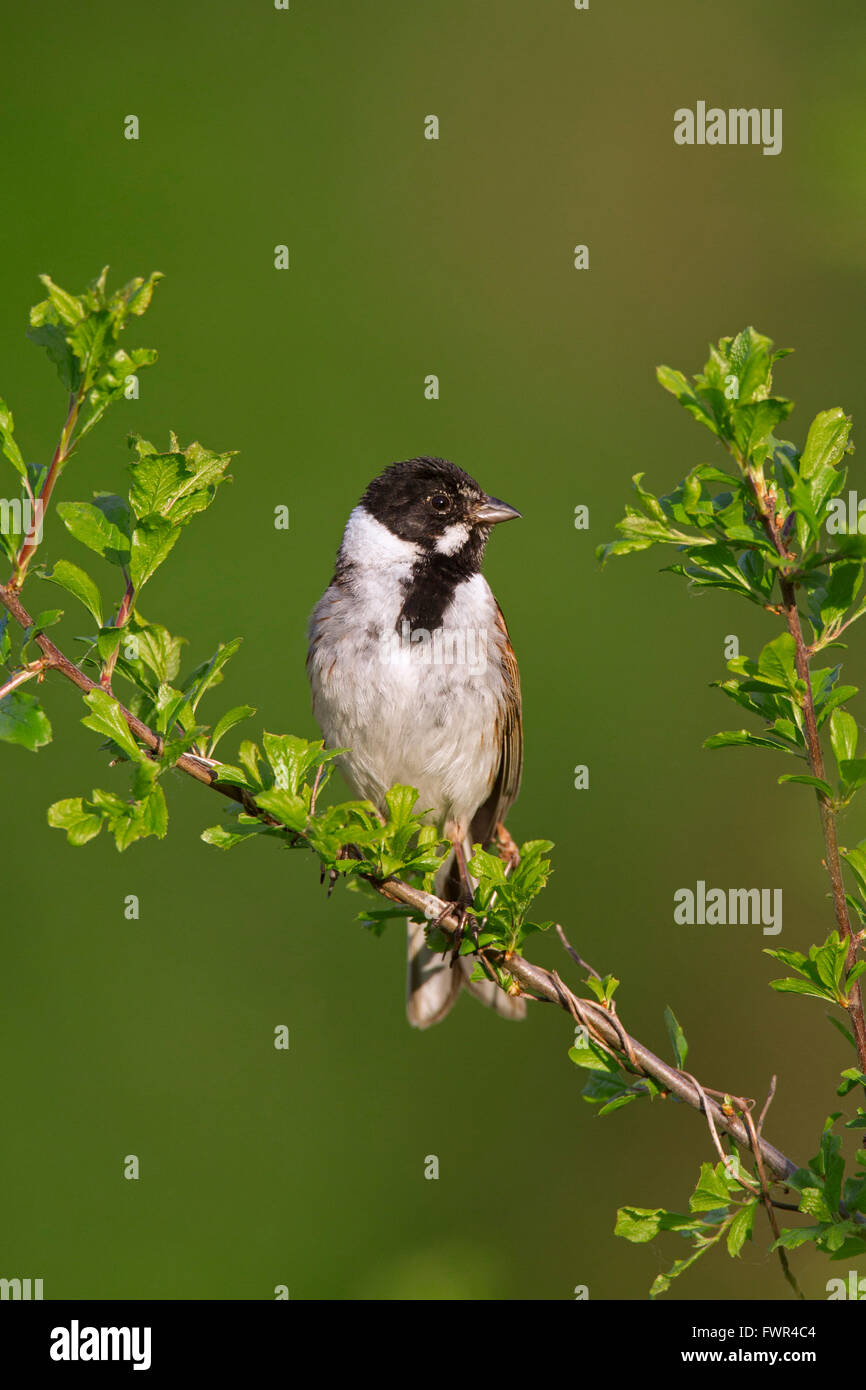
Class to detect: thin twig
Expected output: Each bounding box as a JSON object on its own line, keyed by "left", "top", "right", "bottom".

{"left": 758, "top": 1075, "right": 777, "bottom": 1136}
{"left": 100, "top": 574, "right": 135, "bottom": 691}
{"left": 556, "top": 924, "right": 603, "bottom": 980}
{"left": 742, "top": 1102, "right": 805, "bottom": 1300}
{"left": 0, "top": 660, "right": 49, "bottom": 701}
{"left": 13, "top": 390, "right": 82, "bottom": 585}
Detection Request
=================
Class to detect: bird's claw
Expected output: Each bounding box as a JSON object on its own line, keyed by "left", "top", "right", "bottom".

{"left": 430, "top": 901, "right": 481, "bottom": 968}
{"left": 322, "top": 844, "right": 352, "bottom": 896}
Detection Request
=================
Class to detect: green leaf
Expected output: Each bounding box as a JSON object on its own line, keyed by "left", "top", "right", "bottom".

{"left": 182, "top": 637, "right": 243, "bottom": 716}
{"left": 260, "top": 731, "right": 342, "bottom": 797}
{"left": 384, "top": 783, "right": 418, "bottom": 827}
{"left": 95, "top": 626, "right": 124, "bottom": 663}
{"left": 769, "top": 977, "right": 837, "bottom": 1002}
{"left": 831, "top": 710, "right": 859, "bottom": 766}
{"left": 40, "top": 559, "right": 103, "bottom": 627}
{"left": 704, "top": 729, "right": 798, "bottom": 753}
{"left": 840, "top": 760, "right": 866, "bottom": 794}
{"left": 766, "top": 936, "right": 848, "bottom": 1003}
{"left": 0, "top": 397, "right": 27, "bottom": 481}
{"left": 800, "top": 407, "right": 853, "bottom": 480}
{"left": 596, "top": 536, "right": 655, "bottom": 564}
{"left": 757, "top": 633, "right": 798, "bottom": 691}
{"left": 609, "top": 509, "right": 708, "bottom": 548}
{"left": 630, "top": 473, "right": 668, "bottom": 522}
{"left": 568, "top": 1039, "right": 622, "bottom": 1075}
{"left": 26, "top": 322, "right": 79, "bottom": 391}
{"left": 128, "top": 450, "right": 191, "bottom": 519}
{"left": 209, "top": 705, "right": 256, "bottom": 755}
{"left": 128, "top": 436, "right": 234, "bottom": 524}
{"left": 615, "top": 1206, "right": 705, "bottom": 1244}
{"left": 129, "top": 516, "right": 181, "bottom": 589}
{"left": 116, "top": 617, "right": 186, "bottom": 691}
{"left": 841, "top": 842, "right": 866, "bottom": 897}
{"left": 28, "top": 269, "right": 162, "bottom": 412}
{"left": 47, "top": 796, "right": 104, "bottom": 845}
{"left": 81, "top": 688, "right": 143, "bottom": 761}
{"left": 777, "top": 774, "right": 834, "bottom": 796}
{"left": 254, "top": 787, "right": 308, "bottom": 833}
{"left": 18, "top": 608, "right": 62, "bottom": 663}
{"left": 585, "top": 973, "right": 620, "bottom": 1007}
{"left": 0, "top": 690, "right": 52, "bottom": 751}
{"left": 816, "top": 684, "right": 859, "bottom": 729}
{"left": 828, "top": 1014, "right": 857, "bottom": 1049}
{"left": 689, "top": 1161, "right": 736, "bottom": 1212}
{"left": 733, "top": 398, "right": 793, "bottom": 457}
{"left": 237, "top": 740, "right": 263, "bottom": 789}
{"left": 727, "top": 1201, "right": 757, "bottom": 1257}
{"left": 32, "top": 273, "right": 84, "bottom": 326}
{"left": 772, "top": 1226, "right": 826, "bottom": 1250}
{"left": 201, "top": 821, "right": 269, "bottom": 849}
{"left": 730, "top": 326, "right": 790, "bottom": 402}
{"left": 664, "top": 1005, "right": 689, "bottom": 1069}
{"left": 819, "top": 563, "right": 863, "bottom": 632}
{"left": 656, "top": 365, "right": 718, "bottom": 435}
{"left": 140, "top": 783, "right": 168, "bottom": 840}
{"left": 57, "top": 500, "right": 130, "bottom": 565}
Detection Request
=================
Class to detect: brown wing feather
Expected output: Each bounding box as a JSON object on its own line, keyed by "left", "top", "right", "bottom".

{"left": 470, "top": 604, "right": 523, "bottom": 849}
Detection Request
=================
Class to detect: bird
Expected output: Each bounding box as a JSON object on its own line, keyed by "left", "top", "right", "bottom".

{"left": 307, "top": 456, "right": 525, "bottom": 1028}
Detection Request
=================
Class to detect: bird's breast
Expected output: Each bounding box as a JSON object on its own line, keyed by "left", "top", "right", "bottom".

{"left": 307, "top": 576, "right": 506, "bottom": 827}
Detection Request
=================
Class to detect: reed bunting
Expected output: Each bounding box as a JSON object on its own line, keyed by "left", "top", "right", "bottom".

{"left": 307, "top": 457, "right": 524, "bottom": 1027}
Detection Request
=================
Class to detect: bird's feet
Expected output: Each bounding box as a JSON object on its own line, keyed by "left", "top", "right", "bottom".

{"left": 320, "top": 843, "right": 356, "bottom": 897}
{"left": 430, "top": 900, "right": 481, "bottom": 967}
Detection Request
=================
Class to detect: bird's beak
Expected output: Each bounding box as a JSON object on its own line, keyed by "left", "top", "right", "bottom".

{"left": 473, "top": 494, "right": 522, "bottom": 525}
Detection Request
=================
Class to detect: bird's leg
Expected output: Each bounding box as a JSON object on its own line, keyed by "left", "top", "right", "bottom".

{"left": 448, "top": 831, "right": 480, "bottom": 957}
{"left": 472, "top": 823, "right": 519, "bottom": 940}
{"left": 431, "top": 898, "right": 469, "bottom": 963}
{"left": 494, "top": 820, "right": 520, "bottom": 873}
{"left": 321, "top": 843, "right": 359, "bottom": 896}
{"left": 451, "top": 836, "right": 475, "bottom": 905}
{"left": 309, "top": 763, "right": 324, "bottom": 817}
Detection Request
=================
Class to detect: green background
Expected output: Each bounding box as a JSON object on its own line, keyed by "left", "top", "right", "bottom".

{"left": 2, "top": 0, "right": 865, "bottom": 1300}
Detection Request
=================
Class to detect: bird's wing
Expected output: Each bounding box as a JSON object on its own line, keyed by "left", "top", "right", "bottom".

{"left": 469, "top": 603, "right": 523, "bottom": 849}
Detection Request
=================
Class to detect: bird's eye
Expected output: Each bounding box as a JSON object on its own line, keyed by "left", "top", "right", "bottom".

{"left": 429, "top": 493, "right": 451, "bottom": 513}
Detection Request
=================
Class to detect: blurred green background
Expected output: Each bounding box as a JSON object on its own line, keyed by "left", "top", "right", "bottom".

{"left": 1, "top": 0, "right": 865, "bottom": 1300}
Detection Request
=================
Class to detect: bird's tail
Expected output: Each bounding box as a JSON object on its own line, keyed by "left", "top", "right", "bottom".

{"left": 405, "top": 838, "right": 526, "bottom": 1029}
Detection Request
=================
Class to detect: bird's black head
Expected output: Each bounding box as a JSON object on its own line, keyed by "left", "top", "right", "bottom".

{"left": 360, "top": 457, "right": 520, "bottom": 561}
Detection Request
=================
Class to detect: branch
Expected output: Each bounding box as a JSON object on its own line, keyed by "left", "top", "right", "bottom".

{"left": 99, "top": 574, "right": 135, "bottom": 691}
{"left": 0, "top": 579, "right": 255, "bottom": 807}
{"left": 13, "top": 389, "right": 82, "bottom": 585}
{"left": 378, "top": 872, "right": 797, "bottom": 1180}
{"left": 0, "top": 660, "right": 47, "bottom": 701}
{"left": 0, "top": 577, "right": 804, "bottom": 1188}
{"left": 747, "top": 468, "right": 866, "bottom": 1075}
